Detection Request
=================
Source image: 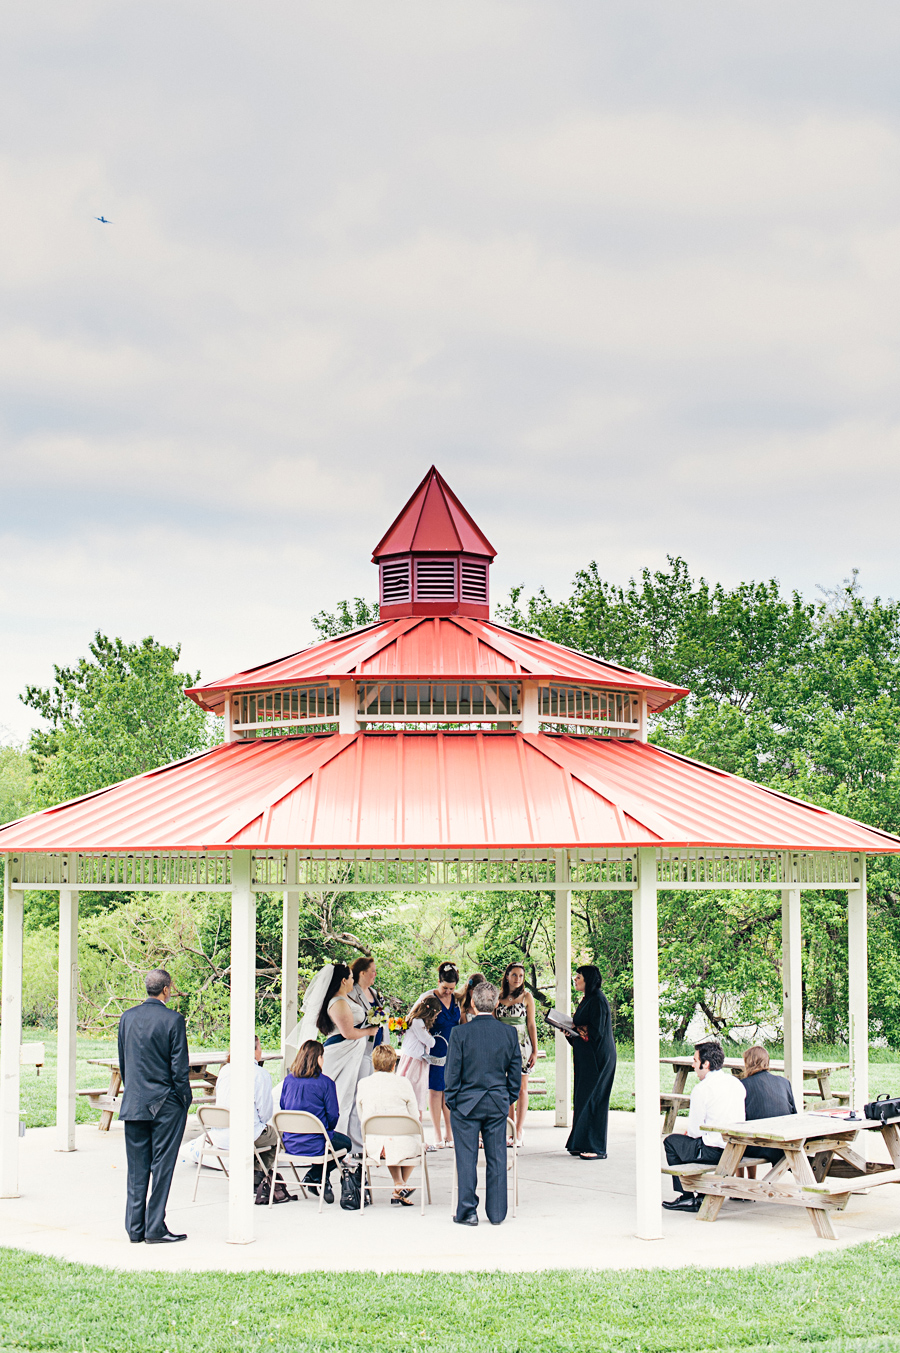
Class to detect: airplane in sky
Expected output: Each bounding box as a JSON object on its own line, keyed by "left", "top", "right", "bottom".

{"left": 95, "top": 216, "right": 113, "bottom": 224}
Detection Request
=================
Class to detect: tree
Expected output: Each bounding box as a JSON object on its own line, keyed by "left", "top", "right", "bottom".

{"left": 311, "top": 598, "right": 379, "bottom": 641}
{"left": 21, "top": 632, "right": 215, "bottom": 805}
{"left": 0, "top": 743, "right": 33, "bottom": 826}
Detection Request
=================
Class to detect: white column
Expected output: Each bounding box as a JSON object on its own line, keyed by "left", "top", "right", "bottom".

{"left": 228, "top": 850, "right": 257, "bottom": 1244}
{"left": 338, "top": 681, "right": 360, "bottom": 733}
{"left": 638, "top": 695, "right": 648, "bottom": 742}
{"left": 56, "top": 872, "right": 79, "bottom": 1152}
{"left": 633, "top": 846, "right": 661, "bottom": 1240}
{"left": 848, "top": 856, "right": 868, "bottom": 1113}
{"left": 520, "top": 683, "right": 539, "bottom": 734}
{"left": 554, "top": 850, "right": 571, "bottom": 1128}
{"left": 281, "top": 888, "right": 300, "bottom": 1073}
{"left": 0, "top": 857, "right": 24, "bottom": 1197}
{"left": 781, "top": 886, "right": 804, "bottom": 1112}
{"left": 223, "top": 693, "right": 235, "bottom": 743}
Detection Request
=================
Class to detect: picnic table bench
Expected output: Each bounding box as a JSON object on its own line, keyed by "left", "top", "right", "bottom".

{"left": 663, "top": 1111, "right": 900, "bottom": 1240}
{"left": 658, "top": 1056, "right": 850, "bottom": 1134}
{"left": 82, "top": 1050, "right": 283, "bottom": 1131}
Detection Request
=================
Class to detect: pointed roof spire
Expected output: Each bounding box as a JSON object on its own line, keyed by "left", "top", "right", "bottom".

{"left": 372, "top": 466, "right": 496, "bottom": 561}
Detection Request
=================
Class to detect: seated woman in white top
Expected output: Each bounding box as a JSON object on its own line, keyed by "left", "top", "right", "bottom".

{"left": 355, "top": 1044, "right": 421, "bottom": 1207}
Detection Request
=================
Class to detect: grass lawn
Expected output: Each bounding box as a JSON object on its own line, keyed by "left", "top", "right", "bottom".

{"left": 21, "top": 1031, "right": 900, "bottom": 1127}
{"left": 1, "top": 1240, "right": 900, "bottom": 1352}
{"left": 527, "top": 1042, "right": 900, "bottom": 1115}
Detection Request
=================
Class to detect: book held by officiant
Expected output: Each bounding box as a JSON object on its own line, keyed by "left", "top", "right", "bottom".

{"left": 546, "top": 1008, "right": 576, "bottom": 1034}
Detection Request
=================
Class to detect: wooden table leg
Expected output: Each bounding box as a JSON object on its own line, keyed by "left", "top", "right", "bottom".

{"left": 785, "top": 1144, "right": 837, "bottom": 1240}
{"left": 881, "top": 1123, "right": 900, "bottom": 1169}
{"left": 99, "top": 1069, "right": 121, "bottom": 1132}
{"left": 698, "top": 1142, "right": 745, "bottom": 1222}
{"left": 663, "top": 1068, "right": 688, "bottom": 1135}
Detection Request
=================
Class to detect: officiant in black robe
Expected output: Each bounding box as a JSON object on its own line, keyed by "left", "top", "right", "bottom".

{"left": 564, "top": 965, "right": 616, "bottom": 1159}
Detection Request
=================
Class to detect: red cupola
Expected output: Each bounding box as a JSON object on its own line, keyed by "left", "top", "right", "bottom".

{"left": 372, "top": 466, "right": 496, "bottom": 620}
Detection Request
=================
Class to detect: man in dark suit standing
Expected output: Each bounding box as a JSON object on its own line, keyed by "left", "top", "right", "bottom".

{"left": 118, "top": 968, "right": 192, "bottom": 1243}
{"left": 444, "top": 980, "right": 521, "bottom": 1227}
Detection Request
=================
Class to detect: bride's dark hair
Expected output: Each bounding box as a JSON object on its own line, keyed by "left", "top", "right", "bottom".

{"left": 317, "top": 963, "right": 352, "bottom": 1036}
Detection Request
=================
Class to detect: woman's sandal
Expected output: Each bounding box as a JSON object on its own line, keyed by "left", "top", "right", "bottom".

{"left": 391, "top": 1192, "right": 414, "bottom": 1206}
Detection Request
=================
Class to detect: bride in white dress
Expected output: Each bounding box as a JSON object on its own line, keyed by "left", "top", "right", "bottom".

{"left": 292, "top": 963, "right": 375, "bottom": 1154}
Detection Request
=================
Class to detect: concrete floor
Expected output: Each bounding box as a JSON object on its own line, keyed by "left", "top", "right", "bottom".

{"left": 1, "top": 1110, "right": 898, "bottom": 1274}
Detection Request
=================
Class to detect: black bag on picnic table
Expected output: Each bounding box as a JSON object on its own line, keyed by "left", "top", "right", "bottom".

{"left": 339, "top": 1164, "right": 371, "bottom": 1211}
{"left": 864, "top": 1094, "right": 900, "bottom": 1123}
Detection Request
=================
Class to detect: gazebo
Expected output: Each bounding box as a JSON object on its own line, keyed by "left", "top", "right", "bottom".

{"left": 2, "top": 466, "right": 898, "bottom": 1247}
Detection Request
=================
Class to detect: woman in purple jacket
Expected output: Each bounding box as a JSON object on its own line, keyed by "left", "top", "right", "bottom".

{"left": 280, "top": 1040, "right": 351, "bottom": 1203}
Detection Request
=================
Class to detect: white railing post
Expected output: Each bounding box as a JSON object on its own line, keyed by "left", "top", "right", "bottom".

{"left": 0, "top": 857, "right": 24, "bottom": 1196}
{"left": 281, "top": 873, "right": 300, "bottom": 1074}
{"left": 56, "top": 858, "right": 79, "bottom": 1152}
{"left": 633, "top": 846, "right": 661, "bottom": 1239}
{"left": 554, "top": 850, "right": 571, "bottom": 1128}
{"left": 781, "top": 884, "right": 804, "bottom": 1111}
{"left": 521, "top": 684, "right": 539, "bottom": 734}
{"left": 228, "top": 850, "right": 257, "bottom": 1244}
{"left": 339, "top": 681, "right": 360, "bottom": 733}
{"left": 848, "top": 856, "right": 868, "bottom": 1113}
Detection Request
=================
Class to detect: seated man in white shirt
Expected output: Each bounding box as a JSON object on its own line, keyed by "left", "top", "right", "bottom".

{"left": 662, "top": 1041, "right": 746, "bottom": 1213}
{"left": 210, "top": 1036, "right": 281, "bottom": 1199}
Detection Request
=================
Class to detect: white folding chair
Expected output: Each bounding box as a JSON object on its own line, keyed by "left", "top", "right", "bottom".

{"left": 361, "top": 1114, "right": 432, "bottom": 1215}
{"left": 449, "top": 1118, "right": 518, "bottom": 1219}
{"left": 270, "top": 1110, "right": 348, "bottom": 1213}
{"left": 190, "top": 1106, "right": 271, "bottom": 1203}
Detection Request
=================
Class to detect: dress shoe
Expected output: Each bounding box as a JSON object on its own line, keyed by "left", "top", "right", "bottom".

{"left": 453, "top": 1213, "right": 478, "bottom": 1227}
{"left": 145, "top": 1230, "right": 188, "bottom": 1244}
{"left": 129, "top": 1236, "right": 144, "bottom": 1244}
{"left": 662, "top": 1194, "right": 702, "bottom": 1212}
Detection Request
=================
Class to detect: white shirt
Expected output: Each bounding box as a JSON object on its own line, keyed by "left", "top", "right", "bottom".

{"left": 399, "top": 1018, "right": 435, "bottom": 1061}
{"left": 687, "top": 1069, "right": 746, "bottom": 1148}
{"left": 212, "top": 1061, "right": 274, "bottom": 1145}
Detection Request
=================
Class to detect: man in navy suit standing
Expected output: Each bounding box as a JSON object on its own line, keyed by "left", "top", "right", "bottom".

{"left": 444, "top": 980, "right": 522, "bottom": 1226}
{"left": 118, "top": 968, "right": 192, "bottom": 1243}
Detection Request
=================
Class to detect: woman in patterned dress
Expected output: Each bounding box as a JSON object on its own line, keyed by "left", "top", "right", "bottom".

{"left": 494, "top": 962, "right": 538, "bottom": 1146}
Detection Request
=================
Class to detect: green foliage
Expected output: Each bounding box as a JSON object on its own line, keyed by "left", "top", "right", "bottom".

{"left": 498, "top": 565, "right": 900, "bottom": 1046}
{"left": 21, "top": 631, "right": 215, "bottom": 805}
{"left": 0, "top": 741, "right": 33, "bottom": 825}
{"left": 311, "top": 597, "right": 379, "bottom": 641}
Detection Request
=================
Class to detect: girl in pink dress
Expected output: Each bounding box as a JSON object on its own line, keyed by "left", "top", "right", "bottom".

{"left": 397, "top": 995, "right": 442, "bottom": 1120}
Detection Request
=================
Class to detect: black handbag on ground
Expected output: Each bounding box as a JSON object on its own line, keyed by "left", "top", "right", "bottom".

{"left": 864, "top": 1094, "right": 900, "bottom": 1122}
{"left": 339, "top": 1164, "right": 371, "bottom": 1211}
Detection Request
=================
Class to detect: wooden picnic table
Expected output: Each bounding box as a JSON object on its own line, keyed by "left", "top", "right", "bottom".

{"left": 658, "top": 1056, "right": 850, "bottom": 1134}
{"left": 664, "top": 1111, "right": 900, "bottom": 1240}
{"left": 83, "top": 1051, "right": 283, "bottom": 1131}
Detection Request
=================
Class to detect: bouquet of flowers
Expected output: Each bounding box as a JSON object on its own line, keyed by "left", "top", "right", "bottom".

{"left": 387, "top": 1015, "right": 408, "bottom": 1034}
{"left": 365, "top": 1007, "right": 388, "bottom": 1029}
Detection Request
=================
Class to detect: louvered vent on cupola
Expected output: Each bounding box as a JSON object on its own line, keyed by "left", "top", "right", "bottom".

{"left": 372, "top": 467, "right": 496, "bottom": 620}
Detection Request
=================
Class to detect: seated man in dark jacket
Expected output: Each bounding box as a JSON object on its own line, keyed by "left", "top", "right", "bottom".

{"left": 742, "top": 1045, "right": 797, "bottom": 1167}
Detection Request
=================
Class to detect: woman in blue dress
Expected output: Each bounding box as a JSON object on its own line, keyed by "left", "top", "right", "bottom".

{"left": 411, "top": 962, "right": 460, "bottom": 1148}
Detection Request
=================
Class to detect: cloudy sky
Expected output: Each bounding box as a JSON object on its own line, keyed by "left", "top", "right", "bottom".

{"left": 2, "top": 2, "right": 900, "bottom": 739}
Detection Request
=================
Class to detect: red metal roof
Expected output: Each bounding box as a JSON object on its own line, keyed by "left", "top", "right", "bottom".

{"left": 186, "top": 617, "right": 690, "bottom": 716}
{"left": 371, "top": 466, "right": 496, "bottom": 560}
{"left": 1, "top": 732, "right": 896, "bottom": 854}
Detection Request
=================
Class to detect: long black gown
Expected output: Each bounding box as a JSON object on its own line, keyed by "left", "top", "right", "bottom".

{"left": 565, "top": 990, "right": 617, "bottom": 1156}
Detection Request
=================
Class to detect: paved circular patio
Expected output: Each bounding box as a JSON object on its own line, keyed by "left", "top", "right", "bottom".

{"left": 1, "top": 1110, "right": 897, "bottom": 1273}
